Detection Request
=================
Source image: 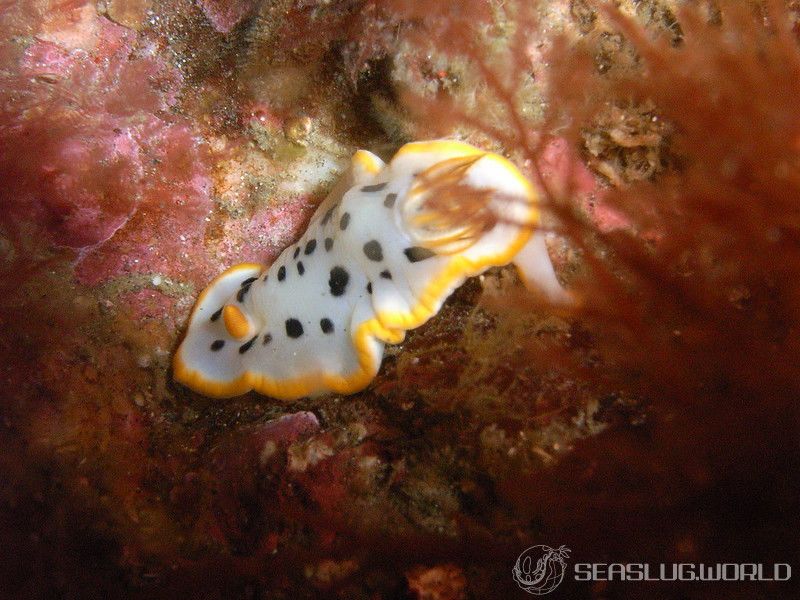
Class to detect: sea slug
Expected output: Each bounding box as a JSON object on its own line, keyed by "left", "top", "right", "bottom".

{"left": 173, "top": 140, "right": 568, "bottom": 399}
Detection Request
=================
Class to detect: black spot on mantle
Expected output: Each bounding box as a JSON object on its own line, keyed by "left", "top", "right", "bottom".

{"left": 239, "top": 335, "right": 257, "bottom": 354}
{"left": 237, "top": 282, "right": 252, "bottom": 303}
{"left": 328, "top": 266, "right": 349, "bottom": 296}
{"left": 404, "top": 246, "right": 436, "bottom": 263}
{"left": 320, "top": 318, "right": 334, "bottom": 334}
{"left": 363, "top": 240, "right": 383, "bottom": 262}
{"left": 285, "top": 318, "right": 304, "bottom": 338}
{"left": 321, "top": 205, "right": 336, "bottom": 226}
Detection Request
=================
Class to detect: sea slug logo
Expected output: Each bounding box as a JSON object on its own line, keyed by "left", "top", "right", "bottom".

{"left": 512, "top": 544, "right": 571, "bottom": 595}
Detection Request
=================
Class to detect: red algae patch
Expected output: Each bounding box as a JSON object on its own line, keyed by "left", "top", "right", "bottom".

{"left": 4, "top": 8, "right": 215, "bottom": 287}
{"left": 197, "top": 0, "right": 258, "bottom": 34}
{"left": 407, "top": 563, "right": 467, "bottom": 600}
{"left": 72, "top": 120, "right": 214, "bottom": 286}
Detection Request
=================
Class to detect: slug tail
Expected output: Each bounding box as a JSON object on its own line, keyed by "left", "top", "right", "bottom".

{"left": 173, "top": 263, "right": 264, "bottom": 398}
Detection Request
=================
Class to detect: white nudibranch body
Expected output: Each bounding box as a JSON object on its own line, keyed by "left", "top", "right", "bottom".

{"left": 173, "top": 140, "right": 568, "bottom": 400}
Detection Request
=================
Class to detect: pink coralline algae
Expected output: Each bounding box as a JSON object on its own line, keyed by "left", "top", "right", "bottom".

{"left": 197, "top": 0, "right": 258, "bottom": 34}
{"left": 254, "top": 411, "right": 321, "bottom": 447}
{"left": 203, "top": 412, "right": 322, "bottom": 483}
{"left": 535, "top": 136, "right": 629, "bottom": 232}
{"left": 0, "top": 7, "right": 213, "bottom": 286}
{"left": 229, "top": 197, "right": 317, "bottom": 266}
{"left": 72, "top": 121, "right": 213, "bottom": 286}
